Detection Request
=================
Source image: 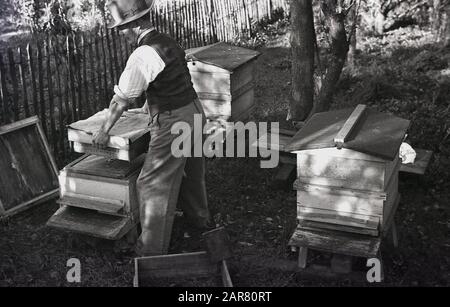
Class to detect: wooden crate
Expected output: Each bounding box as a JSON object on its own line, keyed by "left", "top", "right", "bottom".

{"left": 134, "top": 251, "right": 233, "bottom": 287}
{"left": 186, "top": 43, "right": 260, "bottom": 121}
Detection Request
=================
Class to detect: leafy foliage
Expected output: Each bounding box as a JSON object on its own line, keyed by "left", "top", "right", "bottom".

{"left": 5, "top": 0, "right": 107, "bottom": 34}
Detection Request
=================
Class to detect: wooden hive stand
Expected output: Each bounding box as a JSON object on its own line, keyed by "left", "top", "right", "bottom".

{"left": 289, "top": 194, "right": 401, "bottom": 280}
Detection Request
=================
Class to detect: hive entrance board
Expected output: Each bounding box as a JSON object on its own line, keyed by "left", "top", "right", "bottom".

{"left": 68, "top": 110, "right": 150, "bottom": 161}
{"left": 0, "top": 116, "right": 59, "bottom": 218}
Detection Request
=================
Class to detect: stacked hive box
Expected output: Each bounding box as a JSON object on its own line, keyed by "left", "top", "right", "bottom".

{"left": 47, "top": 111, "right": 149, "bottom": 240}
{"left": 293, "top": 147, "right": 400, "bottom": 237}
{"left": 286, "top": 105, "right": 410, "bottom": 258}
{"left": 186, "top": 42, "right": 261, "bottom": 122}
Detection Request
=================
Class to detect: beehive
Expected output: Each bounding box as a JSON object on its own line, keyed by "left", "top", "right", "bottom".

{"left": 286, "top": 105, "right": 410, "bottom": 238}
{"left": 186, "top": 42, "right": 261, "bottom": 121}
{"left": 47, "top": 154, "right": 144, "bottom": 240}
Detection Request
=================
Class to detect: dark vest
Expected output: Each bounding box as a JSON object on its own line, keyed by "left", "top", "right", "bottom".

{"left": 138, "top": 30, "right": 197, "bottom": 108}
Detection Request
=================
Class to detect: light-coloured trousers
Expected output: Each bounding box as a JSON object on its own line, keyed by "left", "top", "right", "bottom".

{"left": 135, "top": 99, "right": 210, "bottom": 256}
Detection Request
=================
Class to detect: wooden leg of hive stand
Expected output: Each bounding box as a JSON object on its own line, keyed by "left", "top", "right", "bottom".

{"left": 297, "top": 247, "right": 308, "bottom": 269}
{"left": 378, "top": 252, "right": 385, "bottom": 282}
{"left": 126, "top": 224, "right": 139, "bottom": 245}
{"left": 391, "top": 222, "right": 399, "bottom": 248}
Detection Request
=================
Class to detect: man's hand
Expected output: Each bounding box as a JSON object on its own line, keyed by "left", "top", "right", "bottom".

{"left": 92, "top": 129, "right": 110, "bottom": 149}
{"left": 91, "top": 94, "right": 128, "bottom": 148}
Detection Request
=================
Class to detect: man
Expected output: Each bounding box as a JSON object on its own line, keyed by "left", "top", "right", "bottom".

{"left": 93, "top": 0, "right": 211, "bottom": 256}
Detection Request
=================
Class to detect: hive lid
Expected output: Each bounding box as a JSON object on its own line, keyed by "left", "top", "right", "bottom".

{"left": 185, "top": 42, "right": 261, "bottom": 71}
{"left": 285, "top": 107, "right": 410, "bottom": 161}
{"left": 68, "top": 109, "right": 150, "bottom": 144}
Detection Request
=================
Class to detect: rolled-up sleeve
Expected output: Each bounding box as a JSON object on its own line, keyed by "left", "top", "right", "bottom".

{"left": 114, "top": 45, "right": 165, "bottom": 107}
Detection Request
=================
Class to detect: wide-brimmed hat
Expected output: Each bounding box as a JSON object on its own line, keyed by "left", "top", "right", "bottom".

{"left": 107, "top": 0, "right": 156, "bottom": 29}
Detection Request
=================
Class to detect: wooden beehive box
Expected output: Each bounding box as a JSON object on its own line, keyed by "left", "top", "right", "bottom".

{"left": 47, "top": 154, "right": 145, "bottom": 240}
{"left": 286, "top": 105, "right": 410, "bottom": 236}
{"left": 186, "top": 42, "right": 261, "bottom": 121}
{"left": 67, "top": 110, "right": 150, "bottom": 161}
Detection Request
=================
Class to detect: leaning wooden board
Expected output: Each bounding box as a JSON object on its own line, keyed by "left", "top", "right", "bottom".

{"left": 0, "top": 116, "right": 59, "bottom": 218}
{"left": 68, "top": 110, "right": 150, "bottom": 161}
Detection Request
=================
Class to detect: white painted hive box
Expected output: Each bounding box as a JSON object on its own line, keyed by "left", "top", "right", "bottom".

{"left": 186, "top": 42, "right": 261, "bottom": 121}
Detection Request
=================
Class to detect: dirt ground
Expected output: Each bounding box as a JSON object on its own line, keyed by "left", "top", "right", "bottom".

{"left": 0, "top": 26, "right": 449, "bottom": 287}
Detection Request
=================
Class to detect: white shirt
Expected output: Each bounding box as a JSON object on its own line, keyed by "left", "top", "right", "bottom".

{"left": 113, "top": 29, "right": 166, "bottom": 106}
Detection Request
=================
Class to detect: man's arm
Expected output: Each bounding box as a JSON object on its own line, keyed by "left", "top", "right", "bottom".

{"left": 92, "top": 45, "right": 165, "bottom": 148}
{"left": 92, "top": 95, "right": 128, "bottom": 149}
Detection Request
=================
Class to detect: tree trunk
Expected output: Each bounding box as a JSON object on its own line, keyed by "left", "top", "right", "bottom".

{"left": 431, "top": 0, "right": 450, "bottom": 45}
{"left": 312, "top": 0, "right": 349, "bottom": 114}
{"left": 348, "top": 4, "right": 358, "bottom": 69}
{"left": 444, "top": 4, "right": 450, "bottom": 46}
{"left": 433, "top": 0, "right": 442, "bottom": 38}
{"left": 374, "top": 0, "right": 385, "bottom": 35}
{"left": 288, "top": 0, "right": 315, "bottom": 123}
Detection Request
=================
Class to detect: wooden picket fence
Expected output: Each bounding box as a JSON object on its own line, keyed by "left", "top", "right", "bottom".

{"left": 0, "top": 0, "right": 289, "bottom": 164}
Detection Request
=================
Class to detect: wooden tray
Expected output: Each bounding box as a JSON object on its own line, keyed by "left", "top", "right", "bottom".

{"left": 68, "top": 110, "right": 150, "bottom": 161}
{"left": 0, "top": 116, "right": 59, "bottom": 218}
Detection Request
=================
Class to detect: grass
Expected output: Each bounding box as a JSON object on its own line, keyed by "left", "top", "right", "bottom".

{"left": 0, "top": 25, "right": 449, "bottom": 287}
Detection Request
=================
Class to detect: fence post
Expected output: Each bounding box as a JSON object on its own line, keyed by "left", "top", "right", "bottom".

{"left": 116, "top": 28, "right": 125, "bottom": 70}
{"left": 18, "top": 47, "right": 30, "bottom": 118}
{"left": 188, "top": 0, "right": 197, "bottom": 47}
{"left": 52, "top": 36, "right": 66, "bottom": 159}
{"left": 94, "top": 35, "right": 104, "bottom": 110}
{"left": 81, "top": 34, "right": 92, "bottom": 116}
{"left": 7, "top": 48, "right": 19, "bottom": 121}
{"left": 37, "top": 42, "right": 48, "bottom": 133}
{"left": 243, "top": 0, "right": 252, "bottom": 38}
{"left": 88, "top": 34, "right": 99, "bottom": 113}
{"left": 26, "top": 44, "right": 39, "bottom": 117}
{"left": 66, "top": 36, "right": 78, "bottom": 121}
{"left": 111, "top": 28, "right": 120, "bottom": 84}
{"left": 73, "top": 35, "right": 84, "bottom": 119}
{"left": 0, "top": 54, "right": 10, "bottom": 124}
{"left": 209, "top": 0, "right": 218, "bottom": 43}
{"left": 45, "top": 37, "right": 57, "bottom": 153}
{"left": 100, "top": 28, "right": 109, "bottom": 107}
